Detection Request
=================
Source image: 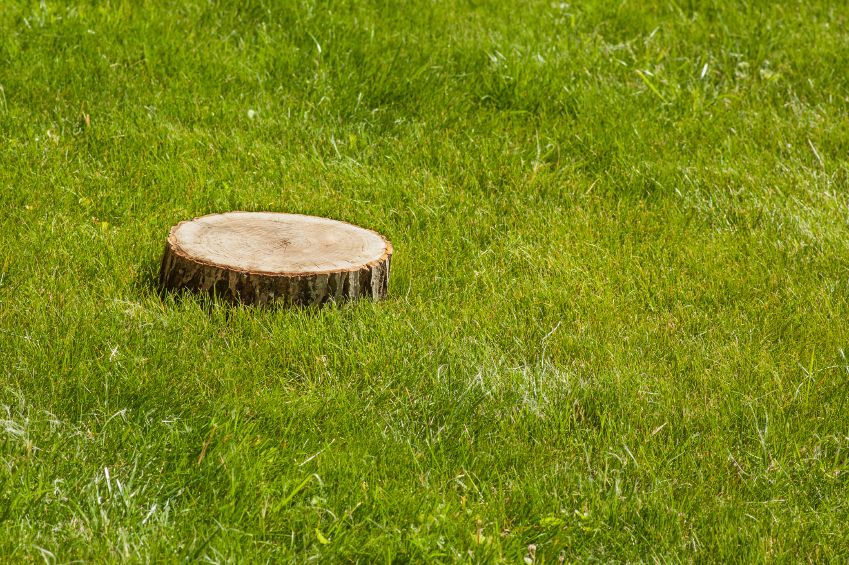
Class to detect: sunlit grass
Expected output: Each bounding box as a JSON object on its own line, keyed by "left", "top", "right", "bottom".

{"left": 2, "top": 0, "right": 849, "bottom": 561}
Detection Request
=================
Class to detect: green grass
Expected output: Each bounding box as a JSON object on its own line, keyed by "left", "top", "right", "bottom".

{"left": 2, "top": 0, "right": 849, "bottom": 561}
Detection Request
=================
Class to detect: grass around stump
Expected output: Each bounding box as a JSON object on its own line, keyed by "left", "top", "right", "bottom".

{"left": 2, "top": 0, "right": 849, "bottom": 561}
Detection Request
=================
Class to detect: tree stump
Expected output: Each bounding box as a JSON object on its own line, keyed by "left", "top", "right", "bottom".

{"left": 159, "top": 212, "right": 392, "bottom": 306}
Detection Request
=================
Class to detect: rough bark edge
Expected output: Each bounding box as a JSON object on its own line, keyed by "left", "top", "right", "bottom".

{"left": 158, "top": 236, "right": 392, "bottom": 307}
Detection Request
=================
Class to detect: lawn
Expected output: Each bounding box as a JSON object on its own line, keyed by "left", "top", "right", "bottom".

{"left": 2, "top": 0, "right": 849, "bottom": 561}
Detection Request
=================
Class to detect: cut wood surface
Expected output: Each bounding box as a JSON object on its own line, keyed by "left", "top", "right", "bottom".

{"left": 159, "top": 212, "right": 392, "bottom": 306}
